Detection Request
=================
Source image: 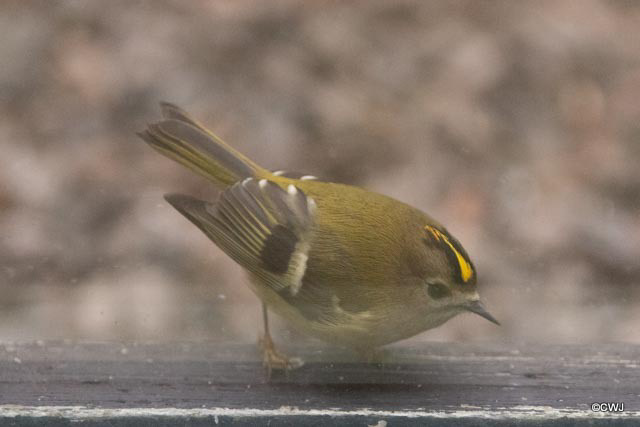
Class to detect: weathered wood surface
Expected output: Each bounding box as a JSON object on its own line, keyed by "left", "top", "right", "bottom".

{"left": 0, "top": 341, "right": 638, "bottom": 425}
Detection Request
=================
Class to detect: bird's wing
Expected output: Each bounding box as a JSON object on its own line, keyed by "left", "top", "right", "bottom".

{"left": 165, "top": 178, "right": 316, "bottom": 295}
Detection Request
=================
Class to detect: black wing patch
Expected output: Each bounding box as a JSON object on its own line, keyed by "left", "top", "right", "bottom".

{"left": 165, "top": 179, "right": 316, "bottom": 294}
{"left": 261, "top": 225, "right": 298, "bottom": 274}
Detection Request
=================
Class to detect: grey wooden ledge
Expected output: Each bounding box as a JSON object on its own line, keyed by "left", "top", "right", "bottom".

{"left": 0, "top": 341, "right": 639, "bottom": 426}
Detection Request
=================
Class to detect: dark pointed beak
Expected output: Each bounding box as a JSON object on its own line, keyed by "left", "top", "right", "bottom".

{"left": 465, "top": 300, "right": 500, "bottom": 325}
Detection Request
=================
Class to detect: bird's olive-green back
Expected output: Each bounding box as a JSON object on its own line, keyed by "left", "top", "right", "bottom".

{"left": 261, "top": 177, "right": 478, "bottom": 319}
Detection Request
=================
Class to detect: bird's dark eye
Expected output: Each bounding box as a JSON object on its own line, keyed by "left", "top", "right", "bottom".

{"left": 427, "top": 281, "right": 451, "bottom": 300}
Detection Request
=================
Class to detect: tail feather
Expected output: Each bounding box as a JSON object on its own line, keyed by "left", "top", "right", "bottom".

{"left": 159, "top": 102, "right": 203, "bottom": 128}
{"left": 139, "top": 104, "right": 268, "bottom": 186}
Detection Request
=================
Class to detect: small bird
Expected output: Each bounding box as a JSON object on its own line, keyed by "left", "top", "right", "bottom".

{"left": 139, "top": 103, "right": 499, "bottom": 373}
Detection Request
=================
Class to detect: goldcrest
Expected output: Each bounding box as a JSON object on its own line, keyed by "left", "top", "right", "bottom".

{"left": 139, "top": 103, "right": 498, "bottom": 371}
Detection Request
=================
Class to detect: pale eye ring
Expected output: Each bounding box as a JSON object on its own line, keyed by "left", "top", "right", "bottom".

{"left": 427, "top": 281, "right": 451, "bottom": 300}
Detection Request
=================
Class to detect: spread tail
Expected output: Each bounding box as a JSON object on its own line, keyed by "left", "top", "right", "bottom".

{"left": 138, "top": 102, "right": 268, "bottom": 186}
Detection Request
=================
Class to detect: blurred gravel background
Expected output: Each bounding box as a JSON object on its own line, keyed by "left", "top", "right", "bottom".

{"left": 1, "top": 0, "right": 639, "bottom": 346}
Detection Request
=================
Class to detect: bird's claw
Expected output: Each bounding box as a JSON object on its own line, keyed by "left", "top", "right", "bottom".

{"left": 258, "top": 334, "right": 304, "bottom": 378}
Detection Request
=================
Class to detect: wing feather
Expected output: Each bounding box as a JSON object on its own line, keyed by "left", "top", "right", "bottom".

{"left": 165, "top": 178, "right": 316, "bottom": 295}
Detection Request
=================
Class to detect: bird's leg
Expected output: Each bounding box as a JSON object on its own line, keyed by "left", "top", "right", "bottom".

{"left": 258, "top": 303, "right": 303, "bottom": 377}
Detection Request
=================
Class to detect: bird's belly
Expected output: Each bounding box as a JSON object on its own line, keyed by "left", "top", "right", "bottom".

{"left": 303, "top": 308, "right": 460, "bottom": 348}
{"left": 260, "top": 292, "right": 458, "bottom": 349}
{"left": 246, "top": 275, "right": 460, "bottom": 349}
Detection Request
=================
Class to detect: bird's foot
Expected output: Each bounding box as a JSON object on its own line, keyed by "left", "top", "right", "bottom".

{"left": 258, "top": 333, "right": 304, "bottom": 378}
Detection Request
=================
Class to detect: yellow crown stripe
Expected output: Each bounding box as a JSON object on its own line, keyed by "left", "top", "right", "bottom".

{"left": 424, "top": 226, "right": 473, "bottom": 282}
